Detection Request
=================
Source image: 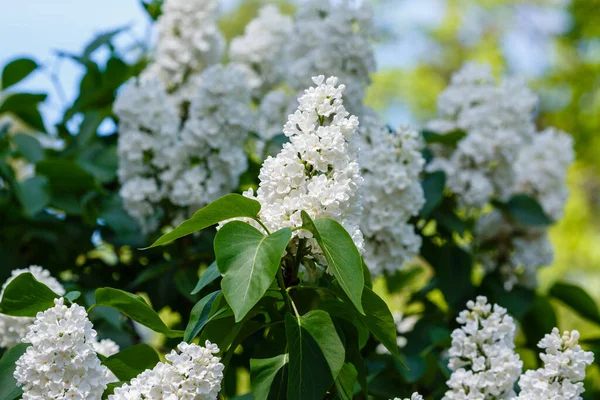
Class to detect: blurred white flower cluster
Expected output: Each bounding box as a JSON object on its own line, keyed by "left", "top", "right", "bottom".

{"left": 241, "top": 76, "right": 363, "bottom": 278}
{"left": 109, "top": 341, "right": 224, "bottom": 400}
{"left": 516, "top": 328, "right": 594, "bottom": 400}
{"left": 443, "top": 296, "right": 523, "bottom": 400}
{"left": 151, "top": 0, "right": 224, "bottom": 100}
{"left": 426, "top": 62, "right": 538, "bottom": 209}
{"left": 0, "top": 265, "right": 65, "bottom": 349}
{"left": 358, "top": 110, "right": 425, "bottom": 275}
{"left": 427, "top": 62, "right": 574, "bottom": 289}
{"left": 443, "top": 297, "right": 594, "bottom": 400}
{"left": 392, "top": 394, "right": 424, "bottom": 400}
{"left": 14, "top": 298, "right": 112, "bottom": 400}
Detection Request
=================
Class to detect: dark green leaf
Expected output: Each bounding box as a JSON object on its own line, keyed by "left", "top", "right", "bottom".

{"left": 550, "top": 282, "right": 600, "bottom": 325}
{"left": 95, "top": 288, "right": 184, "bottom": 338}
{"left": 0, "top": 93, "right": 46, "bottom": 132}
{"left": 74, "top": 110, "right": 108, "bottom": 148}
{"left": 16, "top": 176, "right": 50, "bottom": 216}
{"left": 12, "top": 133, "right": 44, "bottom": 163}
{"left": 2, "top": 58, "right": 38, "bottom": 89}
{"left": 102, "top": 382, "right": 124, "bottom": 399}
{"left": 145, "top": 194, "right": 262, "bottom": 248}
{"left": 285, "top": 311, "right": 344, "bottom": 400}
{"left": 334, "top": 363, "right": 357, "bottom": 400}
{"left": 191, "top": 262, "right": 221, "bottom": 295}
{"left": 0, "top": 343, "right": 29, "bottom": 400}
{"left": 102, "top": 344, "right": 159, "bottom": 381}
{"left": 422, "top": 129, "right": 466, "bottom": 145}
{"left": 0, "top": 273, "right": 59, "bottom": 316}
{"left": 184, "top": 290, "right": 222, "bottom": 342}
{"left": 360, "top": 287, "right": 401, "bottom": 358}
{"left": 420, "top": 171, "right": 446, "bottom": 218}
{"left": 141, "top": 0, "right": 164, "bottom": 20}
{"left": 250, "top": 354, "right": 289, "bottom": 400}
{"left": 36, "top": 159, "right": 97, "bottom": 192}
{"left": 501, "top": 194, "right": 552, "bottom": 226}
{"left": 522, "top": 296, "right": 557, "bottom": 347}
{"left": 301, "top": 212, "right": 364, "bottom": 314}
{"left": 215, "top": 222, "right": 291, "bottom": 322}
{"left": 83, "top": 26, "right": 128, "bottom": 59}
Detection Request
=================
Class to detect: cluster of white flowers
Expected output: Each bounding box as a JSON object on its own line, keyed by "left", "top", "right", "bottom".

{"left": 0, "top": 265, "right": 66, "bottom": 349}
{"left": 109, "top": 341, "right": 224, "bottom": 400}
{"left": 392, "top": 394, "right": 423, "bottom": 400}
{"left": 358, "top": 110, "right": 425, "bottom": 275}
{"left": 516, "top": 328, "right": 594, "bottom": 400}
{"left": 240, "top": 76, "right": 363, "bottom": 276}
{"left": 229, "top": 5, "right": 293, "bottom": 93}
{"left": 285, "top": 0, "right": 376, "bottom": 115}
{"left": 376, "top": 311, "right": 419, "bottom": 354}
{"left": 514, "top": 127, "right": 575, "bottom": 221}
{"left": 116, "top": 63, "right": 254, "bottom": 232}
{"left": 151, "top": 0, "right": 224, "bottom": 98}
{"left": 443, "top": 296, "right": 523, "bottom": 400}
{"left": 475, "top": 210, "right": 554, "bottom": 290}
{"left": 14, "top": 298, "right": 112, "bottom": 400}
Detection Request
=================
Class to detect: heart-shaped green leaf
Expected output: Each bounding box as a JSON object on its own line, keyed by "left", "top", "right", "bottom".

{"left": 101, "top": 344, "right": 159, "bottom": 381}
{"left": 215, "top": 222, "right": 291, "bottom": 322}
{"left": 0, "top": 273, "right": 60, "bottom": 317}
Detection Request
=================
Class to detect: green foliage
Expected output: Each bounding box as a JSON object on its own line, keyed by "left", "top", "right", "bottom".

{"left": 495, "top": 194, "right": 553, "bottom": 226}
{"left": 95, "top": 287, "right": 184, "bottom": 338}
{"left": 101, "top": 344, "right": 159, "bottom": 381}
{"left": 215, "top": 222, "right": 292, "bottom": 322}
{"left": 147, "top": 194, "right": 262, "bottom": 248}
{"left": 2, "top": 58, "right": 38, "bottom": 89}
{"left": 250, "top": 354, "right": 288, "bottom": 400}
{"left": 0, "top": 273, "right": 60, "bottom": 317}
{"left": 301, "top": 212, "right": 365, "bottom": 314}
{"left": 0, "top": 344, "right": 29, "bottom": 400}
{"left": 550, "top": 282, "right": 600, "bottom": 325}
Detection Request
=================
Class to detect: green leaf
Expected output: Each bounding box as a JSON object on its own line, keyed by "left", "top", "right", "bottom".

{"left": 500, "top": 194, "right": 552, "bottom": 226}
{"left": 2, "top": 58, "right": 38, "bottom": 89}
{"left": 36, "top": 159, "right": 97, "bottom": 192}
{"left": 16, "top": 176, "right": 50, "bottom": 216}
{"left": 362, "top": 258, "right": 373, "bottom": 289}
{"left": 359, "top": 287, "right": 401, "bottom": 358}
{"left": 83, "top": 26, "right": 129, "bottom": 59}
{"left": 0, "top": 93, "right": 46, "bottom": 132}
{"left": 65, "top": 291, "right": 82, "bottom": 302}
{"left": 0, "top": 343, "right": 29, "bottom": 400}
{"left": 285, "top": 311, "right": 345, "bottom": 400}
{"left": 102, "top": 344, "right": 159, "bottom": 381}
{"left": 522, "top": 296, "right": 557, "bottom": 347}
{"left": 250, "top": 354, "right": 289, "bottom": 400}
{"left": 191, "top": 262, "right": 221, "bottom": 295}
{"left": 334, "top": 363, "right": 357, "bottom": 400}
{"left": 145, "top": 194, "right": 262, "bottom": 248}
{"left": 12, "top": 133, "right": 44, "bottom": 163}
{"left": 550, "top": 282, "right": 600, "bottom": 325}
{"left": 215, "top": 222, "right": 291, "bottom": 322}
{"left": 420, "top": 171, "right": 446, "bottom": 218}
{"left": 184, "top": 290, "right": 222, "bottom": 342}
{"left": 0, "top": 273, "right": 59, "bottom": 316}
{"left": 95, "top": 288, "right": 184, "bottom": 338}
{"left": 300, "top": 212, "right": 364, "bottom": 314}
{"left": 422, "top": 129, "right": 466, "bottom": 145}
{"left": 74, "top": 110, "right": 108, "bottom": 148}
{"left": 102, "top": 382, "right": 124, "bottom": 399}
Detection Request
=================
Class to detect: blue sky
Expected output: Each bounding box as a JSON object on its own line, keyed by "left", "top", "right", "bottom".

{"left": 0, "top": 1, "right": 151, "bottom": 127}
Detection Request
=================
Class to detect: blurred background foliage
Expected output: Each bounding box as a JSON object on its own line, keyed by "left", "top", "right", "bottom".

{"left": 1, "top": 0, "right": 599, "bottom": 397}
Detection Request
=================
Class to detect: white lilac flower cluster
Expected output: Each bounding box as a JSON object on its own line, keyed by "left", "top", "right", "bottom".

{"left": 392, "top": 394, "right": 423, "bottom": 400}
{"left": 358, "top": 110, "right": 425, "bottom": 275}
{"left": 14, "top": 298, "right": 112, "bottom": 400}
{"left": 443, "top": 296, "right": 523, "bottom": 400}
{"left": 516, "top": 328, "right": 594, "bottom": 400}
{"left": 116, "top": 63, "right": 254, "bottom": 232}
{"left": 240, "top": 76, "right": 363, "bottom": 276}
{"left": 229, "top": 5, "right": 293, "bottom": 94}
{"left": 426, "top": 62, "right": 538, "bottom": 209}
{"left": 284, "top": 0, "right": 376, "bottom": 115}
{"left": 151, "top": 0, "right": 224, "bottom": 99}
{"left": 0, "top": 265, "right": 66, "bottom": 349}
{"left": 376, "top": 311, "right": 419, "bottom": 354}
{"left": 109, "top": 341, "right": 224, "bottom": 400}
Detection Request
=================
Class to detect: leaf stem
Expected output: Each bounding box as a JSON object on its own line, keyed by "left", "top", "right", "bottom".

{"left": 86, "top": 304, "right": 97, "bottom": 314}
{"left": 276, "top": 268, "right": 299, "bottom": 317}
{"left": 254, "top": 218, "right": 271, "bottom": 235}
